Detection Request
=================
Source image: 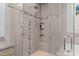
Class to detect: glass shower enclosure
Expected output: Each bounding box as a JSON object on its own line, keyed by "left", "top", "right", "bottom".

{"left": 3, "top": 3, "right": 78, "bottom": 56}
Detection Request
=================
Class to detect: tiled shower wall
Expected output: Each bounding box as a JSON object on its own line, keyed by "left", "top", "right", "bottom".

{"left": 5, "top": 3, "right": 40, "bottom": 56}
{"left": 39, "top": 3, "right": 66, "bottom": 54}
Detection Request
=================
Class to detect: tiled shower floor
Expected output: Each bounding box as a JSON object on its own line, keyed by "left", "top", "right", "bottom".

{"left": 31, "top": 44, "right": 79, "bottom": 56}
{"left": 32, "top": 50, "right": 54, "bottom": 56}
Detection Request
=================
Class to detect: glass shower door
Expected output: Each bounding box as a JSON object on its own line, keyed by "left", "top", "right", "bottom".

{"left": 63, "top": 3, "right": 74, "bottom": 56}
{"left": 54, "top": 3, "right": 74, "bottom": 56}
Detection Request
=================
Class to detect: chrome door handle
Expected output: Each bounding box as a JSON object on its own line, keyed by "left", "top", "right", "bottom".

{"left": 71, "top": 37, "right": 72, "bottom": 50}
{"left": 64, "top": 36, "right": 73, "bottom": 51}
{"left": 64, "top": 38, "right": 66, "bottom": 50}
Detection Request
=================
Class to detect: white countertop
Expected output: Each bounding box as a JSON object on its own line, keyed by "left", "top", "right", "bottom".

{"left": 0, "top": 41, "right": 14, "bottom": 51}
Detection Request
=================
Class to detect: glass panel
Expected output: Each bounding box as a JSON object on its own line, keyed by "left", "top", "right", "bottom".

{"left": 74, "top": 3, "right": 79, "bottom": 56}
